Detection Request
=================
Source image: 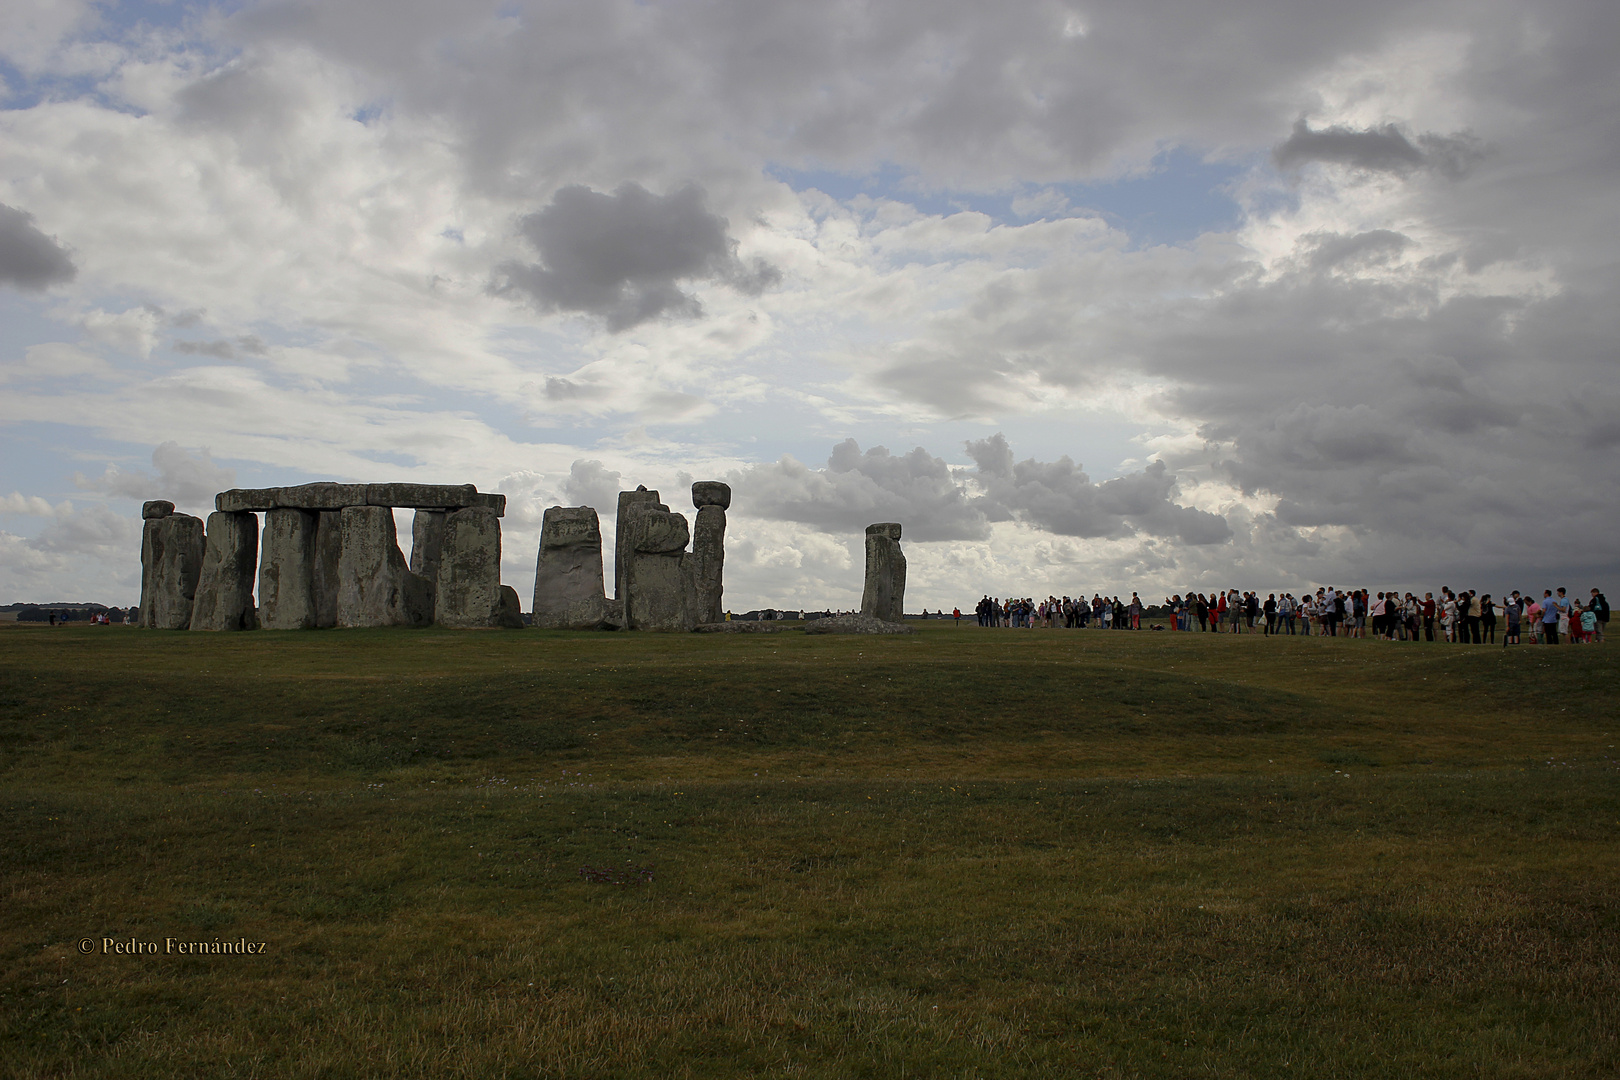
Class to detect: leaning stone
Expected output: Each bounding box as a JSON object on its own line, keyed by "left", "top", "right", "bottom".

{"left": 691, "top": 481, "right": 732, "bottom": 510}
{"left": 861, "top": 522, "right": 906, "bottom": 623}
{"left": 336, "top": 506, "right": 434, "bottom": 628}
{"left": 532, "top": 506, "right": 609, "bottom": 629}
{"left": 142, "top": 500, "right": 174, "bottom": 520}
{"left": 191, "top": 511, "right": 260, "bottom": 631}
{"left": 689, "top": 503, "right": 726, "bottom": 625}
{"left": 496, "top": 585, "right": 525, "bottom": 629}
{"left": 436, "top": 506, "right": 517, "bottom": 628}
{"left": 623, "top": 506, "right": 691, "bottom": 631}
{"left": 259, "top": 508, "right": 319, "bottom": 630}
{"left": 312, "top": 510, "right": 342, "bottom": 628}
{"left": 802, "top": 612, "right": 914, "bottom": 635}
{"left": 410, "top": 510, "right": 447, "bottom": 585}
{"left": 139, "top": 513, "right": 205, "bottom": 629}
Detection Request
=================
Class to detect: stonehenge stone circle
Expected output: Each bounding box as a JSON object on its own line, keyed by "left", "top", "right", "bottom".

{"left": 436, "top": 506, "right": 523, "bottom": 628}
{"left": 689, "top": 481, "right": 730, "bottom": 624}
{"left": 138, "top": 506, "right": 205, "bottom": 629}
{"left": 191, "top": 511, "right": 261, "bottom": 631}
{"left": 259, "top": 508, "right": 320, "bottom": 630}
{"left": 336, "top": 505, "right": 435, "bottom": 628}
{"left": 532, "top": 506, "right": 610, "bottom": 629}
{"left": 861, "top": 522, "right": 907, "bottom": 623}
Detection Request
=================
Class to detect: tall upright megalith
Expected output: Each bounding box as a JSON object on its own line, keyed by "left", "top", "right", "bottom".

{"left": 336, "top": 506, "right": 434, "bottom": 628}
{"left": 860, "top": 522, "right": 906, "bottom": 623}
{"left": 139, "top": 501, "right": 205, "bottom": 629}
{"left": 532, "top": 506, "right": 609, "bottom": 629}
{"left": 259, "top": 508, "right": 320, "bottom": 629}
{"left": 312, "top": 511, "right": 342, "bottom": 628}
{"left": 191, "top": 511, "right": 261, "bottom": 631}
{"left": 614, "top": 487, "right": 664, "bottom": 603}
{"left": 410, "top": 510, "right": 447, "bottom": 584}
{"left": 689, "top": 481, "right": 730, "bottom": 624}
{"left": 622, "top": 500, "right": 692, "bottom": 631}
{"left": 436, "top": 506, "right": 523, "bottom": 629}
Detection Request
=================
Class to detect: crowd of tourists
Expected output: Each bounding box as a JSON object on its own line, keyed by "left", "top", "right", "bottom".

{"left": 971, "top": 587, "right": 1608, "bottom": 645}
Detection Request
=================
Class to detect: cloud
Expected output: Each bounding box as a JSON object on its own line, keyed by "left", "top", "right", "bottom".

{"left": 966, "top": 433, "right": 1231, "bottom": 545}
{"left": 74, "top": 443, "right": 237, "bottom": 512}
{"left": 1273, "top": 120, "right": 1483, "bottom": 178}
{"left": 0, "top": 203, "right": 76, "bottom": 290}
{"left": 560, "top": 459, "right": 623, "bottom": 511}
{"left": 496, "top": 183, "right": 780, "bottom": 331}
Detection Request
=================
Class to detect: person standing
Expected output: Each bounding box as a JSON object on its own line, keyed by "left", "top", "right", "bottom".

{"left": 1591, "top": 588, "right": 1609, "bottom": 643}
{"left": 1480, "top": 595, "right": 1496, "bottom": 644}
{"left": 1541, "top": 590, "right": 1562, "bottom": 644}
{"left": 1503, "top": 591, "right": 1522, "bottom": 646}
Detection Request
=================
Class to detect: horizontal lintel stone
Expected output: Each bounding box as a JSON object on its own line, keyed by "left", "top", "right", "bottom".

{"left": 216, "top": 482, "right": 504, "bottom": 517}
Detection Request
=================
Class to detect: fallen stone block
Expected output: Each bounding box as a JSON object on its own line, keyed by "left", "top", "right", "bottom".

{"left": 802, "top": 612, "right": 915, "bottom": 635}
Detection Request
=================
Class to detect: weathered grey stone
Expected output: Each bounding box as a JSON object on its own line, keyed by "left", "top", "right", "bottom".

{"left": 142, "top": 500, "right": 174, "bottom": 520}
{"left": 367, "top": 483, "right": 475, "bottom": 510}
{"left": 689, "top": 503, "right": 726, "bottom": 625}
{"left": 860, "top": 522, "right": 906, "bottom": 623}
{"left": 614, "top": 487, "right": 664, "bottom": 601}
{"left": 217, "top": 483, "right": 368, "bottom": 513}
{"left": 472, "top": 492, "right": 507, "bottom": 516}
{"left": 803, "top": 612, "right": 914, "bottom": 635}
{"left": 312, "top": 510, "right": 342, "bottom": 628}
{"left": 623, "top": 505, "right": 691, "bottom": 631}
{"left": 532, "top": 506, "right": 609, "bottom": 629}
{"left": 191, "top": 511, "right": 260, "bottom": 631}
{"left": 497, "top": 585, "right": 525, "bottom": 629}
{"left": 259, "top": 508, "right": 319, "bottom": 630}
{"left": 336, "top": 506, "right": 434, "bottom": 628}
{"left": 436, "top": 506, "right": 519, "bottom": 628}
{"left": 691, "top": 481, "right": 732, "bottom": 510}
{"left": 139, "top": 513, "right": 205, "bottom": 629}
{"left": 410, "top": 510, "right": 447, "bottom": 585}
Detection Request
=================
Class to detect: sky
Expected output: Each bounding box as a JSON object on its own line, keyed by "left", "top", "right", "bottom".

{"left": 1, "top": 0, "right": 1616, "bottom": 611}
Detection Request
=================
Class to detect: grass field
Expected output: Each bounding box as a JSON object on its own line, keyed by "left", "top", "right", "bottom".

{"left": 2, "top": 622, "right": 1616, "bottom": 1078}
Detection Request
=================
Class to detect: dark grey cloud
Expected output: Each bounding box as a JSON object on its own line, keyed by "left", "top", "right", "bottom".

{"left": 496, "top": 183, "right": 779, "bottom": 331}
{"left": 730, "top": 435, "right": 1230, "bottom": 547}
{"left": 967, "top": 433, "right": 1231, "bottom": 545}
{"left": 1273, "top": 120, "right": 1484, "bottom": 178}
{"left": 733, "top": 439, "right": 986, "bottom": 541}
{"left": 0, "top": 203, "right": 75, "bottom": 290}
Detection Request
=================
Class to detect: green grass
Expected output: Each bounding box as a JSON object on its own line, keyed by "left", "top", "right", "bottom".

{"left": 2, "top": 623, "right": 1616, "bottom": 1078}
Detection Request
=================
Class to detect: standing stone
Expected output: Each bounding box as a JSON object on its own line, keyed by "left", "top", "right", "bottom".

{"left": 614, "top": 487, "right": 664, "bottom": 602}
{"left": 142, "top": 500, "right": 175, "bottom": 519}
{"left": 689, "top": 481, "right": 731, "bottom": 625}
{"left": 410, "top": 510, "right": 447, "bottom": 585}
{"left": 336, "top": 506, "right": 434, "bottom": 628}
{"left": 312, "top": 510, "right": 342, "bottom": 628}
{"left": 532, "top": 507, "right": 609, "bottom": 629}
{"left": 139, "top": 512, "right": 205, "bottom": 629}
{"left": 860, "top": 522, "right": 907, "bottom": 623}
{"left": 623, "top": 505, "right": 692, "bottom": 631}
{"left": 259, "top": 508, "right": 319, "bottom": 630}
{"left": 437, "top": 506, "right": 524, "bottom": 629}
{"left": 191, "top": 511, "right": 260, "bottom": 631}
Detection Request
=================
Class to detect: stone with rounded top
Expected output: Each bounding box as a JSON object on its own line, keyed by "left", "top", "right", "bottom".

{"left": 691, "top": 481, "right": 732, "bottom": 510}
{"left": 142, "top": 500, "right": 174, "bottom": 520}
